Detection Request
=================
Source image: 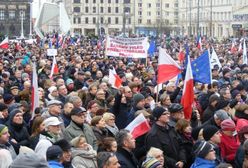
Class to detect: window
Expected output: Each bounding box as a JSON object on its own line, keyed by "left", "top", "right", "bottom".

{"left": 156, "top": 3, "right": 160, "bottom": 7}
{"left": 78, "top": 17, "right": 81, "bottom": 24}
{"left": 138, "top": 3, "right": 142, "bottom": 7}
{"left": 165, "top": 3, "right": 169, "bottom": 8}
{"left": 147, "top": 19, "right": 151, "bottom": 24}
{"left": 85, "top": 17, "right": 88, "bottom": 23}
{"left": 128, "top": 18, "right": 131, "bottom": 24}
{"left": 174, "top": 3, "right": 178, "bottom": 7}
{"left": 9, "top": 10, "right": 15, "bottom": 19}
{"left": 147, "top": 11, "right": 151, "bottom": 16}
{"left": 148, "top": 3, "right": 151, "bottom": 8}
{"left": 138, "top": 19, "right": 142, "bottom": 24}
{"left": 138, "top": 11, "right": 142, "bottom": 15}
{"left": 100, "top": 17, "right": 104, "bottom": 24}
{"left": 85, "top": 0, "right": 88, "bottom": 3}
{"left": 93, "top": 17, "right": 96, "bottom": 24}
{"left": 156, "top": 11, "right": 160, "bottom": 16}
{"left": 85, "top": 7, "right": 89, "bottom": 13}
{"left": 108, "top": 17, "right": 111, "bottom": 24}
{"left": 73, "top": 17, "right": 76, "bottom": 24}
{"left": 101, "top": 0, "right": 104, "bottom": 2}
{"left": 108, "top": 7, "right": 111, "bottom": 13}
{"left": 115, "top": 7, "right": 118, "bottom": 13}
{"left": 93, "top": 0, "right": 96, "bottom": 3}
{"left": 116, "top": 0, "right": 119, "bottom": 3}
{"left": 73, "top": 0, "right": 80, "bottom": 3}
{"left": 19, "top": 10, "right": 25, "bottom": 20}
{"left": 100, "top": 7, "right": 104, "bottom": 13}
{"left": 115, "top": 17, "right": 119, "bottom": 24}
{"left": 73, "top": 7, "right": 80, "bottom": 13}
{"left": 108, "top": 0, "right": 111, "bottom": 3}
{"left": 0, "top": 10, "right": 4, "bottom": 20}
{"left": 93, "top": 7, "right": 96, "bottom": 13}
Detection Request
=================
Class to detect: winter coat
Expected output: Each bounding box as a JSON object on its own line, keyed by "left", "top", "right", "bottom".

{"left": 145, "top": 123, "right": 187, "bottom": 168}
{"left": 0, "top": 142, "right": 17, "bottom": 159}
{"left": 235, "top": 144, "right": 245, "bottom": 168}
{"left": 71, "top": 147, "right": 97, "bottom": 168}
{"left": 220, "top": 132, "right": 240, "bottom": 163}
{"left": 116, "top": 147, "right": 139, "bottom": 168}
{"left": 202, "top": 105, "right": 216, "bottom": 123}
{"left": 48, "top": 161, "right": 64, "bottom": 168}
{"left": 64, "top": 121, "right": 98, "bottom": 151}
{"left": 111, "top": 92, "right": 132, "bottom": 129}
{"left": 190, "top": 157, "right": 216, "bottom": 168}
{"left": 92, "top": 126, "right": 108, "bottom": 143}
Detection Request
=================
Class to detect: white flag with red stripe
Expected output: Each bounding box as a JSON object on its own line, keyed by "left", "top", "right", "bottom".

{"left": 49, "top": 55, "right": 59, "bottom": 79}
{"left": 125, "top": 113, "right": 150, "bottom": 139}
{"left": 0, "top": 37, "right": 9, "bottom": 49}
{"left": 31, "top": 62, "right": 39, "bottom": 119}
{"left": 109, "top": 68, "right": 122, "bottom": 88}
{"left": 181, "top": 56, "right": 194, "bottom": 120}
{"left": 157, "top": 48, "right": 181, "bottom": 84}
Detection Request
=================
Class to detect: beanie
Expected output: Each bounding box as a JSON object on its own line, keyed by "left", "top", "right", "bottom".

{"left": 0, "top": 124, "right": 7, "bottom": 136}
{"left": 193, "top": 140, "right": 213, "bottom": 159}
{"left": 54, "top": 139, "right": 71, "bottom": 152}
{"left": 0, "top": 103, "right": 8, "bottom": 111}
{"left": 46, "top": 145, "right": 63, "bottom": 160}
{"left": 142, "top": 157, "right": 161, "bottom": 168}
{"left": 9, "top": 109, "right": 22, "bottom": 123}
{"left": 216, "top": 100, "right": 230, "bottom": 110}
{"left": 152, "top": 106, "right": 167, "bottom": 121}
{"left": 3, "top": 94, "right": 14, "bottom": 104}
{"left": 203, "top": 125, "right": 219, "bottom": 141}
{"left": 231, "top": 90, "right": 240, "bottom": 99}
{"left": 132, "top": 93, "right": 145, "bottom": 107}
{"left": 221, "top": 119, "right": 236, "bottom": 131}
{"left": 191, "top": 126, "right": 203, "bottom": 141}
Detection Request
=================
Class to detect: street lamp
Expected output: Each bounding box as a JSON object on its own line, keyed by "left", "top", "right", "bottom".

{"left": 20, "top": 11, "right": 24, "bottom": 39}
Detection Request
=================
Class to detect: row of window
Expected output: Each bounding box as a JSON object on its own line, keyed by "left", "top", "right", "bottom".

{"left": 74, "top": 0, "right": 119, "bottom": 3}
{"left": 73, "top": 16, "right": 132, "bottom": 24}
{"left": 0, "top": 10, "right": 26, "bottom": 20}
{"left": 74, "top": 6, "right": 120, "bottom": 13}
{"left": 137, "top": 3, "right": 177, "bottom": 8}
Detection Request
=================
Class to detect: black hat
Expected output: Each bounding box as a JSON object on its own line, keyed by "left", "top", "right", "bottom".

{"left": 70, "top": 107, "right": 86, "bottom": 116}
{"left": 193, "top": 140, "right": 214, "bottom": 158}
{"left": 0, "top": 102, "right": 8, "bottom": 111}
{"left": 216, "top": 99, "right": 230, "bottom": 110}
{"left": 152, "top": 106, "right": 168, "bottom": 120}
{"left": 203, "top": 125, "right": 219, "bottom": 141}
{"left": 231, "top": 90, "right": 240, "bottom": 99}
{"left": 54, "top": 139, "right": 71, "bottom": 152}
{"left": 168, "top": 103, "right": 183, "bottom": 113}
{"left": 46, "top": 145, "right": 63, "bottom": 160}
{"left": 222, "top": 68, "right": 231, "bottom": 76}
{"left": 191, "top": 126, "right": 203, "bottom": 141}
{"left": 3, "top": 94, "right": 14, "bottom": 104}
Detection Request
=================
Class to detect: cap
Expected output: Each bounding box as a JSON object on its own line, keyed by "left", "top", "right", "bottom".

{"left": 70, "top": 107, "right": 86, "bottom": 116}
{"left": 152, "top": 106, "right": 168, "bottom": 121}
{"left": 203, "top": 125, "right": 219, "bottom": 141}
{"left": 193, "top": 140, "right": 214, "bottom": 159}
{"left": 47, "top": 100, "right": 62, "bottom": 106}
{"left": 78, "top": 71, "right": 84, "bottom": 75}
{"left": 44, "top": 117, "right": 62, "bottom": 128}
{"left": 46, "top": 145, "right": 63, "bottom": 160}
{"left": 168, "top": 103, "right": 183, "bottom": 113}
{"left": 221, "top": 119, "right": 236, "bottom": 131}
{"left": 10, "top": 85, "right": 19, "bottom": 91}
{"left": 214, "top": 109, "right": 230, "bottom": 121}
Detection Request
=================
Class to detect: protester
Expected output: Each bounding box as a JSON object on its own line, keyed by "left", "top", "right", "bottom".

{"left": 97, "top": 152, "right": 120, "bottom": 168}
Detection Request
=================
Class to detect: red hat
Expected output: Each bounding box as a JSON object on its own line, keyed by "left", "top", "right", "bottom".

{"left": 221, "top": 119, "right": 236, "bottom": 131}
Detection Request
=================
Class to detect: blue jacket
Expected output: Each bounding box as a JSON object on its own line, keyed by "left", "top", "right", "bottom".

{"left": 48, "top": 161, "right": 64, "bottom": 168}
{"left": 190, "top": 157, "right": 216, "bottom": 168}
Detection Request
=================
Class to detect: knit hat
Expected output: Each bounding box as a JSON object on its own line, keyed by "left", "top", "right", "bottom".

{"left": 46, "top": 145, "right": 63, "bottom": 160}
{"left": 66, "top": 78, "right": 74, "bottom": 85}
{"left": 8, "top": 103, "right": 22, "bottom": 113}
{"left": 203, "top": 125, "right": 219, "bottom": 141}
{"left": 193, "top": 140, "right": 214, "bottom": 159}
{"left": 0, "top": 124, "right": 8, "bottom": 136}
{"left": 214, "top": 109, "right": 230, "bottom": 121}
{"left": 0, "top": 103, "right": 8, "bottom": 111}
{"left": 3, "top": 94, "right": 14, "bottom": 104}
{"left": 9, "top": 152, "right": 49, "bottom": 168}
{"left": 216, "top": 100, "right": 230, "bottom": 110}
{"left": 152, "top": 106, "right": 168, "bottom": 121}
{"left": 142, "top": 157, "right": 161, "bottom": 168}
{"left": 54, "top": 139, "right": 71, "bottom": 152}
{"left": 191, "top": 126, "right": 203, "bottom": 141}
{"left": 221, "top": 119, "right": 236, "bottom": 131}
{"left": 9, "top": 109, "right": 22, "bottom": 122}
{"left": 231, "top": 90, "right": 240, "bottom": 99}
{"left": 132, "top": 93, "right": 145, "bottom": 107}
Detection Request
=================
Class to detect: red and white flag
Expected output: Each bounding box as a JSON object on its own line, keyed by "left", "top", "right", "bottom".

{"left": 109, "top": 68, "right": 122, "bottom": 88}
{"left": 49, "top": 55, "right": 59, "bottom": 79}
{"left": 125, "top": 113, "right": 150, "bottom": 139}
{"left": 231, "top": 41, "right": 237, "bottom": 53}
{"left": 31, "top": 62, "right": 39, "bottom": 119}
{"left": 0, "top": 37, "right": 9, "bottom": 49}
{"left": 181, "top": 56, "right": 194, "bottom": 120}
{"left": 197, "top": 36, "right": 202, "bottom": 51}
{"left": 157, "top": 48, "right": 181, "bottom": 84}
{"left": 178, "top": 46, "right": 185, "bottom": 64}
{"left": 238, "top": 41, "right": 242, "bottom": 53}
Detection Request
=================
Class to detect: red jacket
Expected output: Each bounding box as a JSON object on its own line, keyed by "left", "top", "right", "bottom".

{"left": 220, "top": 132, "right": 240, "bottom": 162}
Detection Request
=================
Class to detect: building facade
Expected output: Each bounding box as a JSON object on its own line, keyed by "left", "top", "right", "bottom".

{"left": 179, "top": 0, "right": 248, "bottom": 38}
{"left": 0, "top": 0, "right": 31, "bottom": 37}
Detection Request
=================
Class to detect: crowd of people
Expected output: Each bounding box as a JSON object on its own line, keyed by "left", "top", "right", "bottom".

{"left": 0, "top": 35, "right": 247, "bottom": 168}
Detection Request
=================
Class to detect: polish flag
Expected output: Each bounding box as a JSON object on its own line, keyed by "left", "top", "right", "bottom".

{"left": 238, "top": 41, "right": 242, "bottom": 53}
{"left": 181, "top": 56, "right": 194, "bottom": 120}
{"left": 0, "top": 37, "right": 9, "bottom": 49}
{"left": 178, "top": 46, "right": 185, "bottom": 64}
{"left": 243, "top": 40, "right": 247, "bottom": 65}
{"left": 197, "top": 36, "right": 202, "bottom": 51}
{"left": 231, "top": 41, "right": 237, "bottom": 53}
{"left": 125, "top": 113, "right": 150, "bottom": 139}
{"left": 49, "top": 55, "right": 59, "bottom": 79}
{"left": 31, "top": 62, "right": 39, "bottom": 119}
{"left": 109, "top": 68, "right": 122, "bottom": 88}
{"left": 157, "top": 48, "right": 181, "bottom": 84}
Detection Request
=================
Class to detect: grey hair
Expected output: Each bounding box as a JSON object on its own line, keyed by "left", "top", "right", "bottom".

{"left": 115, "top": 129, "right": 130, "bottom": 147}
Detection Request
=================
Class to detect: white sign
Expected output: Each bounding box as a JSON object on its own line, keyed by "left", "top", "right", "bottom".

{"left": 105, "top": 36, "right": 149, "bottom": 58}
{"left": 47, "top": 49, "right": 58, "bottom": 56}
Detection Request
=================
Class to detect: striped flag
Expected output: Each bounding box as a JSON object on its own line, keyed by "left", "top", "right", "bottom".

{"left": 49, "top": 55, "right": 59, "bottom": 79}
{"left": 31, "top": 62, "right": 39, "bottom": 119}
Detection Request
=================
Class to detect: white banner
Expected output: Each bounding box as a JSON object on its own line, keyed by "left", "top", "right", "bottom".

{"left": 47, "top": 49, "right": 58, "bottom": 56}
{"left": 105, "top": 36, "right": 149, "bottom": 58}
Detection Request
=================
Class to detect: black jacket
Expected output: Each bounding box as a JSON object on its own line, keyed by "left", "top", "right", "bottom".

{"left": 202, "top": 105, "right": 216, "bottom": 123}
{"left": 145, "top": 123, "right": 187, "bottom": 168}
{"left": 116, "top": 147, "right": 139, "bottom": 168}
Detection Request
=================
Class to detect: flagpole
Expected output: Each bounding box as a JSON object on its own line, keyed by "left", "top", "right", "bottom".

{"left": 156, "top": 85, "right": 159, "bottom": 103}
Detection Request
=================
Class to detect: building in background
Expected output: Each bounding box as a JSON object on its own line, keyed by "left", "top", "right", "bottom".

{"left": 0, "top": 0, "right": 31, "bottom": 37}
